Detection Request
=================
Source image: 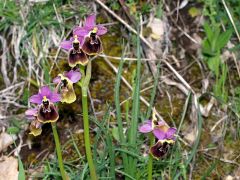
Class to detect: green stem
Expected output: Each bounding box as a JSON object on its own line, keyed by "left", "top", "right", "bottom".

{"left": 51, "top": 122, "right": 67, "bottom": 180}
{"left": 80, "top": 62, "right": 97, "bottom": 180}
{"left": 147, "top": 133, "right": 154, "bottom": 180}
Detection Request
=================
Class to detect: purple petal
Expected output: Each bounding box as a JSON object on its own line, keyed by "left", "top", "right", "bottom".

{"left": 166, "top": 128, "right": 177, "bottom": 140}
{"left": 73, "top": 27, "right": 89, "bottom": 37}
{"left": 96, "top": 25, "right": 107, "bottom": 36}
{"left": 77, "top": 36, "right": 85, "bottom": 47}
{"left": 60, "top": 40, "right": 72, "bottom": 50}
{"left": 153, "top": 129, "right": 166, "bottom": 140}
{"left": 29, "top": 94, "right": 42, "bottom": 104}
{"left": 65, "top": 70, "right": 81, "bottom": 83}
{"left": 78, "top": 36, "right": 84, "bottom": 43}
{"left": 25, "top": 108, "right": 38, "bottom": 119}
{"left": 53, "top": 76, "right": 61, "bottom": 84}
{"left": 138, "top": 120, "right": 153, "bottom": 133}
{"left": 39, "top": 86, "right": 52, "bottom": 98}
{"left": 85, "top": 14, "right": 96, "bottom": 27}
{"left": 49, "top": 92, "right": 61, "bottom": 103}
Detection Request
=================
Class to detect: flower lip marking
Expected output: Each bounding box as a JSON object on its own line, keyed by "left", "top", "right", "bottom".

{"left": 72, "top": 35, "right": 80, "bottom": 51}
{"left": 61, "top": 79, "right": 68, "bottom": 88}
{"left": 42, "top": 96, "right": 51, "bottom": 112}
{"left": 89, "top": 30, "right": 98, "bottom": 45}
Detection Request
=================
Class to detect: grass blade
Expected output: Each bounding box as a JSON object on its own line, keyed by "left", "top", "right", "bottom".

{"left": 18, "top": 157, "right": 25, "bottom": 180}
{"left": 128, "top": 33, "right": 141, "bottom": 177}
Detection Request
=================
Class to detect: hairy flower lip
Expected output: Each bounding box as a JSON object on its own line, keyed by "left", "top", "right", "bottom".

{"left": 81, "top": 35, "right": 103, "bottom": 55}
{"left": 37, "top": 103, "right": 59, "bottom": 123}
{"left": 68, "top": 48, "right": 89, "bottom": 67}
{"left": 150, "top": 139, "right": 175, "bottom": 160}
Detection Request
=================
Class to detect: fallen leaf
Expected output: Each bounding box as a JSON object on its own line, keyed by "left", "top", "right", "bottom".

{"left": 0, "top": 156, "right": 18, "bottom": 180}
{"left": 179, "top": 0, "right": 189, "bottom": 9}
{"left": 200, "top": 97, "right": 216, "bottom": 117}
{"left": 184, "top": 128, "right": 197, "bottom": 144}
{"left": 147, "top": 18, "right": 165, "bottom": 40}
{"left": 0, "top": 132, "right": 17, "bottom": 152}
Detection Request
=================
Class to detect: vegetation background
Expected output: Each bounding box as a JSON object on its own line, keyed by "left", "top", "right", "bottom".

{"left": 0, "top": 0, "right": 240, "bottom": 179}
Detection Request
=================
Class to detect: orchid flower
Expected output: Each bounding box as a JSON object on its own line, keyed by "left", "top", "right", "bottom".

{"left": 53, "top": 69, "right": 81, "bottom": 104}
{"left": 60, "top": 35, "right": 88, "bottom": 67}
{"left": 138, "top": 110, "right": 176, "bottom": 141}
{"left": 25, "top": 108, "right": 43, "bottom": 136}
{"left": 29, "top": 86, "right": 61, "bottom": 123}
{"left": 73, "top": 14, "right": 107, "bottom": 55}
{"left": 139, "top": 109, "right": 177, "bottom": 159}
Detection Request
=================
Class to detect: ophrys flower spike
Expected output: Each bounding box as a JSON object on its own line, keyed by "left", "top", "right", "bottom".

{"left": 27, "top": 86, "right": 67, "bottom": 179}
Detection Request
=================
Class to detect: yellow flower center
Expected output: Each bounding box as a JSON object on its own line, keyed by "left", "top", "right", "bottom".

{"left": 73, "top": 35, "right": 79, "bottom": 43}
{"left": 92, "top": 27, "right": 98, "bottom": 33}
{"left": 43, "top": 96, "right": 48, "bottom": 101}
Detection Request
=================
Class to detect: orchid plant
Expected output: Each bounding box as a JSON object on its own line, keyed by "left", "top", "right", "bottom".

{"left": 25, "top": 14, "right": 107, "bottom": 180}
{"left": 139, "top": 108, "right": 177, "bottom": 179}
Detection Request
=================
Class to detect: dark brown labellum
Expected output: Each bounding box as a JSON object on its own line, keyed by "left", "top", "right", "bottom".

{"left": 73, "top": 41, "right": 80, "bottom": 51}
{"left": 150, "top": 141, "right": 173, "bottom": 159}
{"left": 37, "top": 103, "right": 59, "bottom": 123}
{"left": 68, "top": 48, "right": 88, "bottom": 67}
{"left": 82, "top": 36, "right": 102, "bottom": 55}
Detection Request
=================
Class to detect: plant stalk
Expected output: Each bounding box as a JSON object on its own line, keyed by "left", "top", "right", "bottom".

{"left": 51, "top": 122, "right": 67, "bottom": 180}
{"left": 147, "top": 133, "right": 154, "bottom": 180}
{"left": 80, "top": 62, "right": 97, "bottom": 180}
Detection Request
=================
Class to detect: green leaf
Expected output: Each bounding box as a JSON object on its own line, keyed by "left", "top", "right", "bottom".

{"left": 7, "top": 127, "right": 20, "bottom": 134}
{"left": 207, "top": 56, "right": 220, "bottom": 77}
{"left": 112, "top": 127, "right": 120, "bottom": 142}
{"left": 203, "top": 23, "right": 213, "bottom": 41}
{"left": 216, "top": 30, "right": 232, "bottom": 50}
{"left": 18, "top": 157, "right": 25, "bottom": 180}
{"left": 202, "top": 39, "right": 217, "bottom": 57}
